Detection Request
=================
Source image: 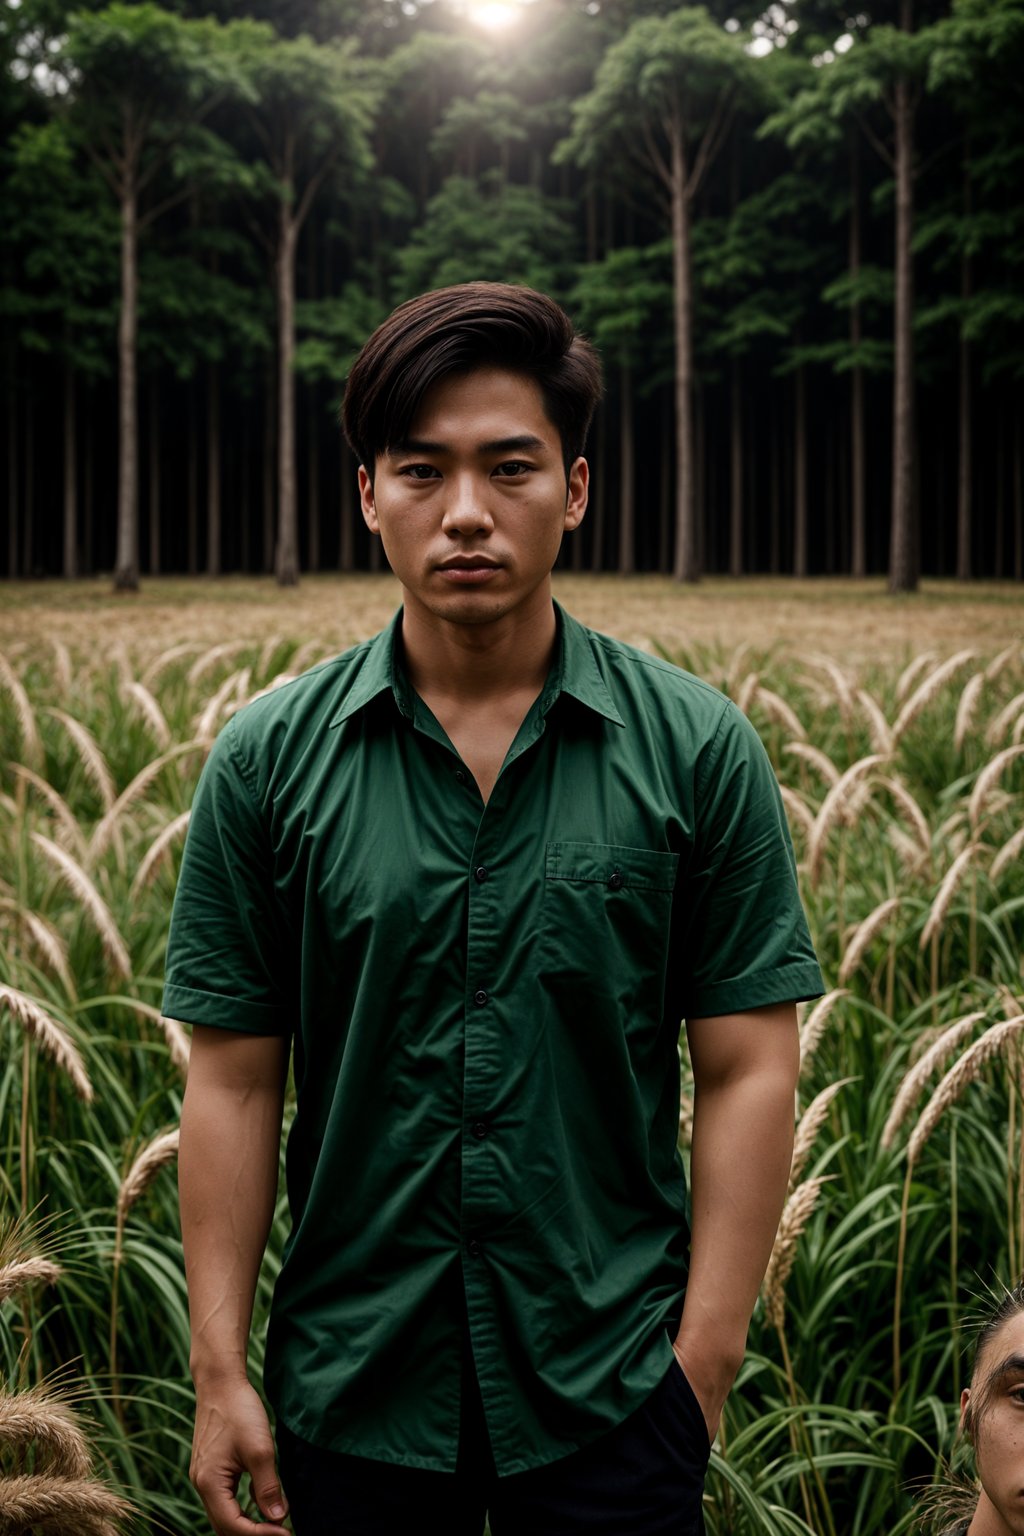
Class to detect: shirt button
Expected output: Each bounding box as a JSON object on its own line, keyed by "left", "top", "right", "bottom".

{"left": 607, "top": 869, "right": 624, "bottom": 891}
{"left": 467, "top": 1238, "right": 483, "bottom": 1257}
{"left": 474, "top": 866, "right": 489, "bottom": 883}
{"left": 471, "top": 1120, "right": 489, "bottom": 1140}
{"left": 455, "top": 769, "right": 467, "bottom": 784}
{"left": 473, "top": 989, "right": 489, "bottom": 1007}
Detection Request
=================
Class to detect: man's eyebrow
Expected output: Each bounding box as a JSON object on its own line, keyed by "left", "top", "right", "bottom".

{"left": 386, "top": 434, "right": 549, "bottom": 458}
{"left": 985, "top": 1351, "right": 1024, "bottom": 1383}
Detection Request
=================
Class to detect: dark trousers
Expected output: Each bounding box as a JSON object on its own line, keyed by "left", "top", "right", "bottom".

{"left": 276, "top": 1348, "right": 710, "bottom": 1535}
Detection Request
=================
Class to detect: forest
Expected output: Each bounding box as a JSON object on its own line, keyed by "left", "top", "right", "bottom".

{"left": 1, "top": 0, "right": 1022, "bottom": 590}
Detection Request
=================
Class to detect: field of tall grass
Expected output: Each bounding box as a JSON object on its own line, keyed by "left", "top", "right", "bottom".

{"left": 1, "top": 578, "right": 1023, "bottom": 1535}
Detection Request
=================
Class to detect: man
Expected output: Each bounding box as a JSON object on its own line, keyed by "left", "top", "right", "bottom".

{"left": 167, "top": 282, "right": 823, "bottom": 1536}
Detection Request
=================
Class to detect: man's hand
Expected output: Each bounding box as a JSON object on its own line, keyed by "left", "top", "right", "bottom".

{"left": 191, "top": 1376, "right": 290, "bottom": 1536}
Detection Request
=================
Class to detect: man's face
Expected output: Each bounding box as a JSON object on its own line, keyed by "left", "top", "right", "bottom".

{"left": 358, "top": 366, "right": 587, "bottom": 631}
{"left": 961, "top": 1312, "right": 1024, "bottom": 1534}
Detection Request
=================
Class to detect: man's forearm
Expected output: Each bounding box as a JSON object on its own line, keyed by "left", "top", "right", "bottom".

{"left": 674, "top": 1004, "right": 800, "bottom": 1433}
{"left": 179, "top": 1028, "right": 289, "bottom": 1385}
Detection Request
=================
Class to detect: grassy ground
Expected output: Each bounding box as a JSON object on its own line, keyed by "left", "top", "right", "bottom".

{"left": 2, "top": 573, "right": 1022, "bottom": 663}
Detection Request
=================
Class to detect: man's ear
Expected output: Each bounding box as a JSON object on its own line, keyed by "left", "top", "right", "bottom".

{"left": 564, "top": 456, "right": 589, "bottom": 534}
{"left": 960, "top": 1386, "right": 973, "bottom": 1440}
{"left": 358, "top": 465, "right": 379, "bottom": 534}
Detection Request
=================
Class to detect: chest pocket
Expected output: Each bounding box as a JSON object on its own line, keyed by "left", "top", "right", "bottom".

{"left": 541, "top": 841, "right": 680, "bottom": 1031}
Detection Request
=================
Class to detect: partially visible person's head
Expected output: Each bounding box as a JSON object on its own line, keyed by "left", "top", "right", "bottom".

{"left": 957, "top": 1282, "right": 1024, "bottom": 1534}
{"left": 341, "top": 282, "right": 602, "bottom": 480}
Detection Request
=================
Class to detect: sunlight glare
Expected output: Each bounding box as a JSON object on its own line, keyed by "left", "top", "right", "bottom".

{"left": 467, "top": 2, "right": 521, "bottom": 31}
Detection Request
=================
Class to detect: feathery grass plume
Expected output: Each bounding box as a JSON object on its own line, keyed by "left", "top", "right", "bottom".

{"left": 42, "top": 709, "right": 116, "bottom": 810}
{"left": 985, "top": 687, "right": 1024, "bottom": 747}
{"left": 919, "top": 843, "right": 980, "bottom": 950}
{"left": 120, "top": 679, "right": 172, "bottom": 749}
{"left": 991, "top": 825, "right": 1024, "bottom": 884}
{"left": 724, "top": 641, "right": 755, "bottom": 696}
{"left": 807, "top": 754, "right": 889, "bottom": 887}
{"left": 158, "top": 1016, "right": 191, "bottom": 1076}
{"left": 839, "top": 897, "right": 902, "bottom": 983}
{"left": 855, "top": 686, "right": 895, "bottom": 755}
{"left": 985, "top": 642, "right": 1022, "bottom": 682}
{"left": 50, "top": 638, "right": 73, "bottom": 697}
{"left": 907, "top": 1015, "right": 1024, "bottom": 1166}
{"left": 790, "top": 1080, "right": 853, "bottom": 1191}
{"left": 896, "top": 652, "right": 938, "bottom": 703}
{"left": 892, "top": 650, "right": 975, "bottom": 743}
{"left": 880, "top": 1012, "right": 985, "bottom": 1151}
{"left": 678, "top": 1091, "right": 693, "bottom": 1147}
{"left": 754, "top": 686, "right": 806, "bottom": 740}
{"left": 735, "top": 671, "right": 759, "bottom": 715}
{"left": 0, "top": 1254, "right": 63, "bottom": 1303}
{"left": 0, "top": 984, "right": 93, "bottom": 1103}
{"left": 140, "top": 640, "right": 203, "bottom": 688}
{"left": 778, "top": 785, "right": 815, "bottom": 842}
{"left": 186, "top": 640, "right": 250, "bottom": 686}
{"left": 117, "top": 1129, "right": 180, "bottom": 1224}
{"left": 195, "top": 668, "right": 247, "bottom": 741}
{"left": 255, "top": 632, "right": 287, "bottom": 680}
{"left": 0, "top": 1211, "right": 65, "bottom": 1303}
{"left": 0, "top": 650, "right": 43, "bottom": 766}
{"left": 245, "top": 670, "right": 298, "bottom": 705}
{"left": 798, "top": 989, "right": 850, "bottom": 1072}
{"left": 89, "top": 741, "right": 204, "bottom": 860}
{"left": 804, "top": 656, "right": 854, "bottom": 725}
{"left": 781, "top": 741, "right": 840, "bottom": 789}
{"left": 878, "top": 777, "right": 932, "bottom": 860}
{"left": 9, "top": 766, "right": 89, "bottom": 857}
{"left": 0, "top": 901, "right": 77, "bottom": 998}
{"left": 968, "top": 743, "right": 1024, "bottom": 832}
{"left": 954, "top": 671, "right": 986, "bottom": 753}
{"left": 289, "top": 638, "right": 328, "bottom": 674}
{"left": 30, "top": 833, "right": 132, "bottom": 981}
{"left": 0, "top": 1381, "right": 92, "bottom": 1477}
{"left": 1014, "top": 711, "right": 1024, "bottom": 746}
{"left": 761, "top": 1176, "right": 831, "bottom": 1329}
{"left": 0, "top": 1473, "right": 132, "bottom": 1533}
{"left": 129, "top": 811, "right": 191, "bottom": 897}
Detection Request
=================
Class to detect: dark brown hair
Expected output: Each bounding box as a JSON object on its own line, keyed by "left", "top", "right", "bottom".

{"left": 341, "top": 282, "right": 602, "bottom": 475}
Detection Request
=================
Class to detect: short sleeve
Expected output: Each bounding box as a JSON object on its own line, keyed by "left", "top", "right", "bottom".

{"left": 680, "top": 701, "right": 823, "bottom": 1018}
{"left": 161, "top": 719, "right": 293, "bottom": 1035}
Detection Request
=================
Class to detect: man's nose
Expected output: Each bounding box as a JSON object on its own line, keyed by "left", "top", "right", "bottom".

{"left": 441, "top": 473, "right": 494, "bottom": 536}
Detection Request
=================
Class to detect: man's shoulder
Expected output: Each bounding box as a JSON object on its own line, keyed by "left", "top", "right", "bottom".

{"left": 565, "top": 611, "right": 736, "bottom": 730}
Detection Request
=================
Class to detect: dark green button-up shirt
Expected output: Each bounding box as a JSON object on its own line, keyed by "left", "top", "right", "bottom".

{"left": 164, "top": 603, "right": 822, "bottom": 1474}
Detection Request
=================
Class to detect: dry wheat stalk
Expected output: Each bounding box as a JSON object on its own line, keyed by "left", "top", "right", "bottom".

{"left": 42, "top": 709, "right": 116, "bottom": 810}
{"left": 0, "top": 1382, "right": 92, "bottom": 1476}
{"left": 255, "top": 632, "right": 286, "bottom": 679}
{"left": 0, "top": 903, "right": 77, "bottom": 998}
{"left": 0, "top": 650, "right": 43, "bottom": 766}
{"left": 839, "top": 897, "right": 902, "bottom": 983}
{"left": 954, "top": 671, "right": 986, "bottom": 753}
{"left": 798, "top": 989, "right": 850, "bottom": 1071}
{"left": 896, "top": 652, "right": 938, "bottom": 703}
{"left": 919, "top": 843, "right": 980, "bottom": 950}
{"left": 985, "top": 643, "right": 1022, "bottom": 682}
{"left": 991, "top": 825, "right": 1024, "bottom": 884}
{"left": 121, "top": 680, "right": 172, "bottom": 749}
{"left": 855, "top": 688, "right": 895, "bottom": 755}
{"left": 0, "top": 1473, "right": 132, "bottom": 1532}
{"left": 805, "top": 656, "right": 854, "bottom": 724}
{"left": 1014, "top": 711, "right": 1024, "bottom": 746}
{"left": 892, "top": 650, "right": 975, "bottom": 742}
{"left": 880, "top": 1012, "right": 986, "bottom": 1151}
{"left": 887, "top": 822, "right": 928, "bottom": 879}
{"left": 762, "top": 1176, "right": 832, "bottom": 1329}
{"left": 754, "top": 686, "right": 806, "bottom": 740}
{"left": 968, "top": 743, "right": 1024, "bottom": 832}
{"left": 50, "top": 638, "right": 72, "bottom": 697}
{"left": 187, "top": 640, "right": 250, "bottom": 686}
{"left": 244, "top": 670, "right": 298, "bottom": 705}
{"left": 0, "top": 984, "right": 93, "bottom": 1102}
{"left": 9, "top": 766, "right": 88, "bottom": 857}
{"left": 195, "top": 668, "right": 247, "bottom": 741}
{"left": 782, "top": 742, "right": 841, "bottom": 786}
{"left": 778, "top": 786, "right": 815, "bottom": 842}
{"left": 735, "top": 671, "right": 759, "bottom": 716}
{"left": 289, "top": 638, "right": 328, "bottom": 674}
{"left": 140, "top": 640, "right": 203, "bottom": 688}
{"left": 129, "top": 811, "right": 191, "bottom": 897}
{"left": 878, "top": 777, "right": 932, "bottom": 860}
{"left": 790, "top": 1080, "right": 853, "bottom": 1191}
{"left": 117, "top": 1129, "right": 180, "bottom": 1223}
{"left": 0, "top": 1255, "right": 63, "bottom": 1303}
{"left": 30, "top": 833, "right": 132, "bottom": 981}
{"left": 907, "top": 1015, "right": 1024, "bottom": 1166}
{"left": 90, "top": 741, "right": 204, "bottom": 859}
{"left": 724, "top": 642, "right": 755, "bottom": 695}
{"left": 807, "top": 754, "right": 889, "bottom": 886}
{"left": 985, "top": 688, "right": 1024, "bottom": 747}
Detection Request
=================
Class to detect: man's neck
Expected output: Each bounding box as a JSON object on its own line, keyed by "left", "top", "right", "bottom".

{"left": 399, "top": 587, "right": 557, "bottom": 708}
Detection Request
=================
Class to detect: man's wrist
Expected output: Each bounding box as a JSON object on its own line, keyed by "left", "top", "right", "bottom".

{"left": 189, "top": 1354, "right": 251, "bottom": 1389}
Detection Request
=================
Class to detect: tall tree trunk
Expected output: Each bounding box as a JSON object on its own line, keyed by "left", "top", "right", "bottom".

{"left": 240, "top": 418, "right": 251, "bottom": 575}
{"left": 63, "top": 358, "right": 77, "bottom": 580}
{"left": 770, "top": 391, "right": 780, "bottom": 576}
{"left": 207, "top": 361, "right": 221, "bottom": 576}
{"left": 114, "top": 183, "right": 140, "bottom": 589}
{"left": 850, "top": 135, "right": 866, "bottom": 578}
{"left": 794, "top": 362, "right": 808, "bottom": 578}
{"left": 307, "top": 387, "right": 320, "bottom": 573}
{"left": 670, "top": 122, "right": 696, "bottom": 582}
{"left": 24, "top": 396, "right": 34, "bottom": 576}
{"left": 590, "top": 418, "right": 606, "bottom": 573}
{"left": 263, "top": 359, "right": 275, "bottom": 574}
{"left": 658, "top": 390, "right": 671, "bottom": 575}
{"left": 148, "top": 374, "right": 161, "bottom": 575}
{"left": 695, "top": 385, "right": 706, "bottom": 574}
{"left": 340, "top": 447, "right": 356, "bottom": 572}
{"left": 1014, "top": 403, "right": 1022, "bottom": 581}
{"left": 888, "top": 0, "right": 917, "bottom": 592}
{"left": 187, "top": 384, "right": 198, "bottom": 576}
{"left": 956, "top": 153, "right": 972, "bottom": 582}
{"left": 6, "top": 350, "right": 16, "bottom": 577}
{"left": 83, "top": 388, "right": 94, "bottom": 576}
{"left": 730, "top": 355, "right": 742, "bottom": 576}
{"left": 618, "top": 364, "right": 635, "bottom": 575}
{"left": 275, "top": 200, "right": 299, "bottom": 586}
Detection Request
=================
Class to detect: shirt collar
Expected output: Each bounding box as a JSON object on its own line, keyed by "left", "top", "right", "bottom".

{"left": 329, "top": 602, "right": 625, "bottom": 730}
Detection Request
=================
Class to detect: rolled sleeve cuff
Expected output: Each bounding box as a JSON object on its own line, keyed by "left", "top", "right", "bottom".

{"left": 683, "top": 960, "right": 824, "bottom": 1019}
{"left": 160, "top": 981, "right": 290, "bottom": 1035}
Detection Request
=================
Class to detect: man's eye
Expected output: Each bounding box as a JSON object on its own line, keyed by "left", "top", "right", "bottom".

{"left": 494, "top": 462, "right": 531, "bottom": 477}
{"left": 400, "top": 465, "right": 439, "bottom": 480}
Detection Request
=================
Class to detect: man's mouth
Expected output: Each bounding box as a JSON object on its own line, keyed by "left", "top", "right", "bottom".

{"left": 437, "top": 557, "right": 502, "bottom": 583}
